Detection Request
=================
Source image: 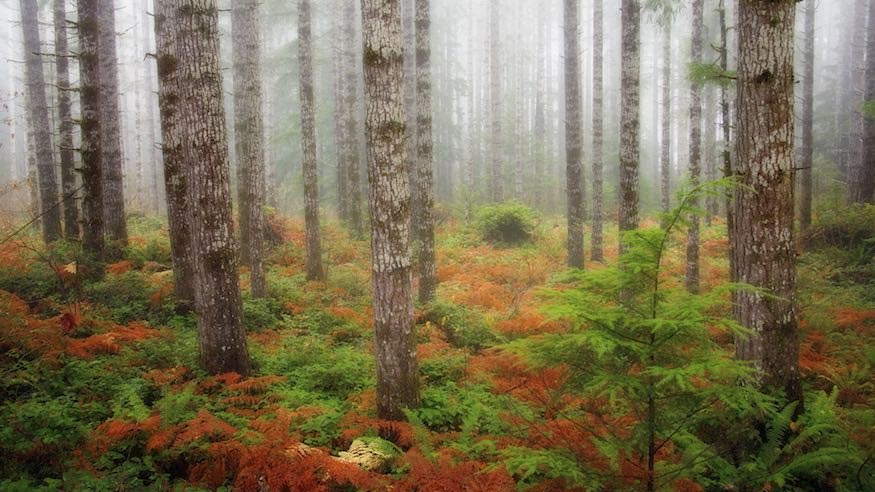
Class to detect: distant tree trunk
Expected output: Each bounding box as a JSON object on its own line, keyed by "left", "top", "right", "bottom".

{"left": 533, "top": 0, "right": 546, "bottom": 211}
{"left": 685, "top": 0, "right": 704, "bottom": 293}
{"left": 361, "top": 0, "right": 419, "bottom": 421}
{"left": 564, "top": 0, "right": 584, "bottom": 268}
{"left": 591, "top": 0, "right": 604, "bottom": 262}
{"left": 719, "top": 0, "right": 735, "bottom": 284}
{"left": 144, "top": 0, "right": 162, "bottom": 216}
{"left": 489, "top": 0, "right": 503, "bottom": 203}
{"left": 77, "top": 0, "right": 104, "bottom": 258}
{"left": 154, "top": 0, "right": 195, "bottom": 305}
{"left": 704, "top": 86, "right": 719, "bottom": 221}
{"left": 232, "top": 0, "right": 267, "bottom": 296}
{"left": 298, "top": 0, "right": 325, "bottom": 282}
{"left": 342, "top": 0, "right": 363, "bottom": 238}
{"left": 619, "top": 0, "right": 641, "bottom": 249}
{"left": 54, "top": 0, "right": 79, "bottom": 240}
{"left": 402, "top": 0, "right": 418, "bottom": 230}
{"left": 848, "top": 0, "right": 868, "bottom": 204}
{"left": 799, "top": 0, "right": 815, "bottom": 231}
{"left": 660, "top": 21, "right": 671, "bottom": 221}
{"left": 99, "top": 0, "right": 127, "bottom": 247}
{"left": 19, "top": 0, "right": 62, "bottom": 243}
{"left": 415, "top": 0, "right": 436, "bottom": 302}
{"left": 733, "top": 0, "right": 802, "bottom": 405}
{"left": 859, "top": 0, "right": 875, "bottom": 204}
{"left": 333, "top": 4, "right": 349, "bottom": 224}
{"left": 176, "top": 0, "right": 250, "bottom": 376}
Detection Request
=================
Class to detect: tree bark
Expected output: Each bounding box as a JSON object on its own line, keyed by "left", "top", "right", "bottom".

{"left": 685, "top": 0, "right": 704, "bottom": 294}
{"left": 415, "top": 0, "right": 436, "bottom": 302}
{"left": 591, "top": 0, "right": 604, "bottom": 262}
{"left": 489, "top": 0, "right": 503, "bottom": 203}
{"left": 298, "top": 0, "right": 325, "bottom": 282}
{"left": 848, "top": 0, "right": 869, "bottom": 204}
{"left": 232, "top": 0, "right": 267, "bottom": 296}
{"left": 19, "top": 0, "right": 62, "bottom": 243}
{"left": 342, "top": 0, "right": 363, "bottom": 238}
{"left": 77, "top": 0, "right": 104, "bottom": 258}
{"left": 719, "top": 0, "right": 735, "bottom": 286}
{"left": 564, "top": 0, "right": 584, "bottom": 268}
{"left": 660, "top": 22, "right": 671, "bottom": 221}
{"left": 859, "top": 0, "right": 875, "bottom": 204}
{"left": 733, "top": 0, "right": 802, "bottom": 405}
{"left": 361, "top": 0, "right": 420, "bottom": 421}
{"left": 619, "top": 0, "right": 641, "bottom": 249}
{"left": 402, "top": 0, "right": 418, "bottom": 231}
{"left": 54, "top": 0, "right": 79, "bottom": 240}
{"left": 175, "top": 0, "right": 250, "bottom": 376}
{"left": 99, "top": 0, "right": 127, "bottom": 247}
{"left": 333, "top": 3, "right": 349, "bottom": 225}
{"left": 799, "top": 0, "right": 815, "bottom": 231}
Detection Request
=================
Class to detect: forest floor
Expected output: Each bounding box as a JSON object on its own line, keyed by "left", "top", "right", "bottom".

{"left": 0, "top": 210, "right": 873, "bottom": 491}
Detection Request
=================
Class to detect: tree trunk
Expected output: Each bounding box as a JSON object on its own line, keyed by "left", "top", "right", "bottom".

{"left": 415, "top": 0, "right": 436, "bottom": 302}
{"left": 660, "top": 22, "right": 671, "bottom": 221}
{"left": 733, "top": 0, "right": 802, "bottom": 405}
{"left": 333, "top": 4, "right": 349, "bottom": 224}
{"left": 489, "top": 0, "right": 503, "bottom": 203}
{"left": 19, "top": 0, "right": 62, "bottom": 243}
{"left": 848, "top": 0, "right": 869, "bottom": 204}
{"left": 99, "top": 0, "right": 127, "bottom": 247}
{"left": 343, "top": 0, "right": 363, "bottom": 238}
{"left": 619, "top": 0, "right": 641, "bottom": 248}
{"left": 154, "top": 0, "right": 195, "bottom": 304}
{"left": 402, "top": 0, "right": 418, "bottom": 232}
{"left": 859, "top": 0, "right": 875, "bottom": 204}
{"left": 591, "top": 0, "right": 604, "bottom": 262}
{"left": 232, "top": 0, "right": 267, "bottom": 296}
{"left": 175, "top": 0, "right": 250, "bottom": 376}
{"left": 361, "top": 0, "right": 420, "bottom": 421}
{"left": 685, "top": 0, "right": 704, "bottom": 293}
{"left": 77, "top": 0, "right": 104, "bottom": 258}
{"left": 799, "top": 0, "right": 815, "bottom": 231}
{"left": 719, "top": 0, "right": 735, "bottom": 285}
{"left": 54, "top": 0, "right": 79, "bottom": 240}
{"left": 564, "top": 0, "right": 584, "bottom": 268}
{"left": 298, "top": 0, "right": 325, "bottom": 282}
{"left": 144, "top": 0, "right": 162, "bottom": 216}
{"left": 533, "top": 0, "right": 546, "bottom": 211}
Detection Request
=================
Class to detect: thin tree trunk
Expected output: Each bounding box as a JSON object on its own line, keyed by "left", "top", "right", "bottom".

{"left": 848, "top": 0, "right": 868, "bottom": 204}
{"left": 660, "top": 22, "right": 672, "bottom": 220}
{"left": 719, "top": 0, "right": 735, "bottom": 286}
{"left": 564, "top": 0, "right": 584, "bottom": 268}
{"left": 144, "top": 0, "right": 162, "bottom": 216}
{"left": 685, "top": 0, "right": 704, "bottom": 294}
{"left": 333, "top": 3, "right": 349, "bottom": 224}
{"left": 232, "top": 0, "right": 267, "bottom": 296}
{"left": 343, "top": 0, "right": 363, "bottom": 238}
{"left": 54, "top": 0, "right": 79, "bottom": 239}
{"left": 799, "top": 0, "right": 815, "bottom": 231}
{"left": 402, "top": 0, "right": 418, "bottom": 231}
{"left": 733, "top": 0, "right": 802, "bottom": 405}
{"left": 19, "top": 0, "right": 62, "bottom": 243}
{"left": 859, "top": 0, "right": 875, "bottom": 204}
{"left": 299, "top": 0, "right": 324, "bottom": 282}
{"left": 489, "top": 0, "right": 503, "bottom": 203}
{"left": 361, "top": 0, "right": 419, "bottom": 421}
{"left": 415, "top": 0, "right": 436, "bottom": 302}
{"left": 591, "top": 0, "right": 604, "bottom": 262}
{"left": 619, "top": 0, "right": 641, "bottom": 249}
{"left": 99, "top": 0, "right": 127, "bottom": 247}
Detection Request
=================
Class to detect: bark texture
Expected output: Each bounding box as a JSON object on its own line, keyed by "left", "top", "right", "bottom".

{"left": 591, "top": 0, "right": 604, "bottom": 262}
{"left": 154, "top": 0, "right": 195, "bottom": 304}
{"left": 99, "top": 0, "right": 127, "bottom": 246}
{"left": 848, "top": 0, "right": 869, "bottom": 203}
{"left": 19, "top": 0, "right": 62, "bottom": 243}
{"left": 859, "top": 0, "right": 875, "bottom": 204}
{"left": 489, "top": 0, "right": 503, "bottom": 203}
{"left": 342, "top": 0, "right": 363, "bottom": 238}
{"left": 733, "top": 0, "right": 802, "bottom": 404}
{"left": 660, "top": 21, "right": 671, "bottom": 220}
{"left": 54, "top": 0, "right": 79, "bottom": 240}
{"left": 619, "top": 0, "right": 641, "bottom": 246}
{"left": 685, "top": 0, "right": 704, "bottom": 293}
{"left": 564, "top": 0, "right": 584, "bottom": 268}
{"left": 299, "top": 0, "right": 325, "bottom": 282}
{"left": 415, "top": 0, "right": 436, "bottom": 302}
{"left": 361, "top": 0, "right": 420, "bottom": 421}
{"left": 77, "top": 0, "right": 104, "bottom": 257}
{"left": 176, "top": 0, "right": 250, "bottom": 376}
{"left": 232, "top": 0, "right": 267, "bottom": 296}
{"left": 799, "top": 0, "right": 815, "bottom": 230}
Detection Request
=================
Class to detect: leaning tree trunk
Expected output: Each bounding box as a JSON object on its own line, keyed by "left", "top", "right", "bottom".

{"left": 361, "top": 0, "right": 420, "bottom": 421}
{"left": 619, "top": 0, "right": 641, "bottom": 249}
{"left": 77, "top": 0, "right": 104, "bottom": 258}
{"left": 848, "top": 0, "right": 869, "bottom": 204}
{"left": 154, "top": 0, "right": 195, "bottom": 305}
{"left": 298, "top": 0, "right": 325, "bottom": 282}
{"left": 660, "top": 21, "right": 671, "bottom": 221}
{"left": 489, "top": 0, "right": 503, "bottom": 203}
{"left": 342, "top": 0, "right": 363, "bottom": 238}
{"left": 415, "top": 0, "right": 436, "bottom": 302}
{"left": 564, "top": 0, "right": 584, "bottom": 268}
{"left": 799, "top": 0, "right": 815, "bottom": 232}
{"left": 19, "top": 0, "right": 62, "bottom": 243}
{"left": 859, "top": 0, "right": 875, "bottom": 204}
{"left": 733, "top": 0, "right": 802, "bottom": 405}
{"left": 99, "top": 0, "right": 127, "bottom": 247}
{"left": 591, "top": 0, "right": 604, "bottom": 262}
{"left": 176, "top": 0, "right": 250, "bottom": 376}
{"left": 54, "top": 0, "right": 79, "bottom": 240}
{"left": 685, "top": 0, "right": 704, "bottom": 294}
{"left": 232, "top": 0, "right": 267, "bottom": 297}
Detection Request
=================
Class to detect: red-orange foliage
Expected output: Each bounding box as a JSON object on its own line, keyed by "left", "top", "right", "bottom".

{"left": 835, "top": 307, "right": 875, "bottom": 334}
{"left": 173, "top": 410, "right": 237, "bottom": 448}
{"left": 106, "top": 260, "right": 134, "bottom": 275}
{"left": 65, "top": 322, "right": 159, "bottom": 359}
{"left": 338, "top": 411, "right": 416, "bottom": 450}
{"left": 143, "top": 366, "right": 191, "bottom": 387}
{"left": 395, "top": 450, "right": 516, "bottom": 492}
{"left": 495, "top": 310, "right": 565, "bottom": 337}
{"left": 227, "top": 375, "right": 285, "bottom": 394}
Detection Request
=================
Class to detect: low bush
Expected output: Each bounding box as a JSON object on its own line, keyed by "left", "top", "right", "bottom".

{"left": 474, "top": 202, "right": 536, "bottom": 246}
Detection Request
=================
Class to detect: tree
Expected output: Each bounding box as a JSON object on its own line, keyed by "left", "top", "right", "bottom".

{"left": 54, "top": 0, "right": 79, "bottom": 240}
{"left": 659, "top": 7, "right": 672, "bottom": 220}
{"left": 175, "top": 0, "right": 250, "bottom": 376}
{"left": 232, "top": 0, "right": 267, "bottom": 296}
{"left": 733, "top": 0, "right": 801, "bottom": 404}
{"left": 799, "top": 0, "right": 815, "bottom": 231}
{"left": 19, "top": 0, "right": 62, "bottom": 243}
{"left": 341, "top": 0, "right": 363, "bottom": 238}
{"left": 489, "top": 0, "right": 503, "bottom": 203}
{"left": 154, "top": 0, "right": 195, "bottom": 305}
{"left": 859, "top": 0, "right": 875, "bottom": 204}
{"left": 361, "top": 0, "right": 420, "bottom": 420}
{"left": 99, "top": 0, "right": 127, "bottom": 247}
{"left": 685, "top": 0, "right": 704, "bottom": 294}
{"left": 564, "top": 0, "right": 584, "bottom": 268}
{"left": 298, "top": 0, "right": 325, "bottom": 282}
{"left": 415, "top": 0, "right": 437, "bottom": 302}
{"left": 619, "top": 0, "right": 641, "bottom": 248}
{"left": 848, "top": 0, "right": 869, "bottom": 204}
{"left": 77, "top": 0, "right": 104, "bottom": 258}
{"left": 591, "top": 0, "right": 604, "bottom": 262}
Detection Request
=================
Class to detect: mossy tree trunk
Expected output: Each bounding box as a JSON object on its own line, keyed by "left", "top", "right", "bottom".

{"left": 591, "top": 0, "right": 604, "bottom": 262}
{"left": 685, "top": 0, "right": 704, "bottom": 294}
{"left": 619, "top": 0, "right": 641, "bottom": 251}
{"left": 77, "top": 0, "right": 104, "bottom": 258}
{"left": 415, "top": 0, "right": 436, "bottom": 302}
{"left": 54, "top": 0, "right": 79, "bottom": 240}
{"left": 99, "top": 0, "right": 127, "bottom": 248}
{"left": 563, "top": 0, "right": 584, "bottom": 269}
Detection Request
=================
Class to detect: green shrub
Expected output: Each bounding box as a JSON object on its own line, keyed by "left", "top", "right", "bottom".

{"left": 474, "top": 202, "right": 536, "bottom": 246}
{"left": 242, "top": 296, "right": 286, "bottom": 332}
{"left": 85, "top": 272, "right": 155, "bottom": 324}
{"left": 421, "top": 301, "right": 499, "bottom": 351}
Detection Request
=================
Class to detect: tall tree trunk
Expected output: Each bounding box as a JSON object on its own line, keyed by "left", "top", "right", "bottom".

{"left": 99, "top": 0, "right": 127, "bottom": 247}
{"left": 848, "top": 0, "right": 869, "bottom": 204}
{"left": 489, "top": 0, "right": 503, "bottom": 203}
{"left": 686, "top": 0, "right": 704, "bottom": 293}
{"left": 859, "top": 0, "right": 875, "bottom": 204}
{"left": 733, "top": 0, "right": 802, "bottom": 405}
{"left": 333, "top": 4, "right": 349, "bottom": 224}
{"left": 19, "top": 0, "right": 62, "bottom": 243}
{"left": 591, "top": 0, "right": 604, "bottom": 262}
{"left": 298, "top": 0, "right": 325, "bottom": 282}
{"left": 564, "top": 0, "right": 584, "bottom": 268}
{"left": 361, "top": 0, "right": 419, "bottom": 421}
{"left": 176, "top": 0, "right": 250, "bottom": 376}
{"left": 719, "top": 0, "right": 735, "bottom": 285}
{"left": 619, "top": 0, "right": 641, "bottom": 249}
{"left": 232, "top": 0, "right": 267, "bottom": 296}
{"left": 77, "top": 0, "right": 104, "bottom": 258}
{"left": 343, "top": 0, "right": 363, "bottom": 238}
{"left": 799, "top": 0, "right": 815, "bottom": 231}
{"left": 533, "top": 0, "right": 546, "bottom": 211}
{"left": 415, "top": 0, "right": 436, "bottom": 302}
{"left": 54, "top": 0, "right": 79, "bottom": 240}
{"left": 144, "top": 0, "right": 162, "bottom": 216}
{"left": 402, "top": 0, "right": 418, "bottom": 232}
{"left": 660, "top": 22, "right": 671, "bottom": 220}
{"left": 154, "top": 0, "right": 195, "bottom": 305}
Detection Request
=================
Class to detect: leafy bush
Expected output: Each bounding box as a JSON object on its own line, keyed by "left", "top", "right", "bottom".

{"left": 85, "top": 271, "right": 156, "bottom": 324}
{"left": 474, "top": 202, "right": 536, "bottom": 246}
{"left": 420, "top": 301, "right": 499, "bottom": 351}
{"left": 413, "top": 383, "right": 507, "bottom": 434}
{"left": 242, "top": 296, "right": 286, "bottom": 332}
